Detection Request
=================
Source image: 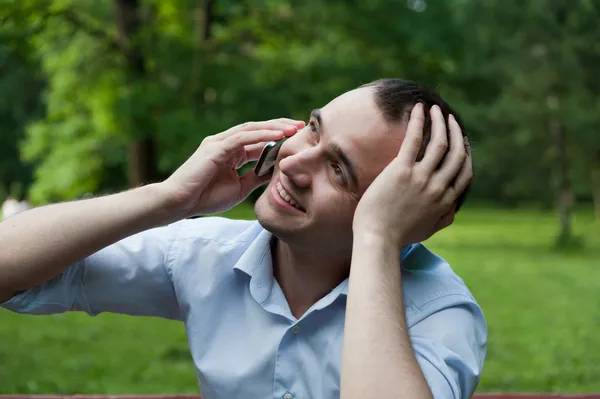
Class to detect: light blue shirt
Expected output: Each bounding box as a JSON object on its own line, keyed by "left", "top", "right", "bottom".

{"left": 2, "top": 216, "right": 487, "bottom": 399}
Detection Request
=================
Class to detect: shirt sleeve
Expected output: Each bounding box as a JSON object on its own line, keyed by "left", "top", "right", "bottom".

{"left": 1, "top": 221, "right": 183, "bottom": 321}
{"left": 409, "top": 296, "right": 488, "bottom": 399}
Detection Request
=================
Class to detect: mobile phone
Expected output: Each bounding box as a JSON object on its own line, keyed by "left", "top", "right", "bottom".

{"left": 254, "top": 137, "right": 287, "bottom": 177}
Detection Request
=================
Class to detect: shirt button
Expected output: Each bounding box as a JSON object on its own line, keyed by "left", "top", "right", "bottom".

{"left": 292, "top": 325, "right": 300, "bottom": 335}
{"left": 283, "top": 393, "right": 293, "bottom": 399}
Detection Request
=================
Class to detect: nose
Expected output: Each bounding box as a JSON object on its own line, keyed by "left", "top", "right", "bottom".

{"left": 278, "top": 145, "right": 319, "bottom": 189}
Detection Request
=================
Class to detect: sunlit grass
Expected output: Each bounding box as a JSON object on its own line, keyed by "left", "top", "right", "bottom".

{"left": 1, "top": 202, "right": 599, "bottom": 393}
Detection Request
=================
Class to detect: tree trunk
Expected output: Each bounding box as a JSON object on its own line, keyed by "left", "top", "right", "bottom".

{"left": 195, "top": 0, "right": 215, "bottom": 43}
{"left": 190, "top": 0, "right": 215, "bottom": 104}
{"left": 550, "top": 116, "right": 573, "bottom": 244}
{"left": 114, "top": 0, "right": 158, "bottom": 187}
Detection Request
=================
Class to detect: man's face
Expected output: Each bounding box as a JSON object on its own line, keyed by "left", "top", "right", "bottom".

{"left": 254, "top": 87, "right": 406, "bottom": 256}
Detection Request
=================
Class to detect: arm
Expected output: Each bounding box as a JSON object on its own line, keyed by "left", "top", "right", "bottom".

{"left": 0, "top": 118, "right": 304, "bottom": 304}
{"left": 0, "top": 183, "right": 171, "bottom": 303}
{"left": 342, "top": 238, "right": 486, "bottom": 399}
{"left": 342, "top": 103, "right": 473, "bottom": 398}
{"left": 341, "top": 234, "right": 433, "bottom": 398}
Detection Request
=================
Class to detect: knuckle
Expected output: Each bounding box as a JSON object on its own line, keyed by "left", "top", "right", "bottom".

{"left": 240, "top": 122, "right": 256, "bottom": 130}
{"left": 452, "top": 146, "right": 466, "bottom": 162}
{"left": 224, "top": 133, "right": 242, "bottom": 147}
{"left": 397, "top": 168, "right": 412, "bottom": 182}
{"left": 429, "top": 184, "right": 446, "bottom": 198}
{"left": 435, "top": 141, "right": 448, "bottom": 153}
{"left": 414, "top": 176, "right": 428, "bottom": 189}
{"left": 202, "top": 135, "right": 215, "bottom": 145}
{"left": 411, "top": 135, "right": 423, "bottom": 148}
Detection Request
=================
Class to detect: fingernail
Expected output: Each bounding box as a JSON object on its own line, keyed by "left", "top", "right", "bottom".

{"left": 449, "top": 114, "right": 455, "bottom": 122}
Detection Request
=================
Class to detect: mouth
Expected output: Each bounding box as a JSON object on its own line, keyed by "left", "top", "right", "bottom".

{"left": 271, "top": 179, "right": 306, "bottom": 213}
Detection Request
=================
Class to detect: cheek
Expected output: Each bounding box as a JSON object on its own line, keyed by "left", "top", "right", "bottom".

{"left": 311, "top": 181, "right": 358, "bottom": 223}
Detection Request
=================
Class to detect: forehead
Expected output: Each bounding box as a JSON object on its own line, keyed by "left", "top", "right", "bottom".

{"left": 319, "top": 87, "right": 406, "bottom": 192}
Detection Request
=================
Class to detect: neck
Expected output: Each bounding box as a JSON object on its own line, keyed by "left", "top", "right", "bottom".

{"left": 272, "top": 238, "right": 350, "bottom": 319}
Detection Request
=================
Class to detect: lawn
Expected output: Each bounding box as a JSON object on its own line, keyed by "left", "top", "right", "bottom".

{"left": 1, "top": 203, "right": 599, "bottom": 394}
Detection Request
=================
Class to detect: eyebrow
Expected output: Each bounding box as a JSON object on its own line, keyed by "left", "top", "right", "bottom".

{"left": 310, "top": 108, "right": 360, "bottom": 191}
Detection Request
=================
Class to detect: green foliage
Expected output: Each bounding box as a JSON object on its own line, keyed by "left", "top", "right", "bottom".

{"left": 0, "top": 0, "right": 598, "bottom": 209}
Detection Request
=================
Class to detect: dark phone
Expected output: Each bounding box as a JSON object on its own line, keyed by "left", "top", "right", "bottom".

{"left": 254, "top": 137, "right": 287, "bottom": 177}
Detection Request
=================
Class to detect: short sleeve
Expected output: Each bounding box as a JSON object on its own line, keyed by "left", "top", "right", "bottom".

{"left": 1, "top": 222, "right": 183, "bottom": 321}
{"left": 409, "top": 297, "right": 487, "bottom": 399}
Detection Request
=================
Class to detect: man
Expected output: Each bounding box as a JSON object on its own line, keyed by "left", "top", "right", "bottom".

{"left": 0, "top": 78, "right": 486, "bottom": 399}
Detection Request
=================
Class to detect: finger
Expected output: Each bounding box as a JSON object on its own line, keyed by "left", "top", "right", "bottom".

{"left": 418, "top": 105, "right": 448, "bottom": 175}
{"left": 239, "top": 169, "right": 271, "bottom": 199}
{"left": 275, "top": 118, "right": 306, "bottom": 128}
{"left": 434, "top": 114, "right": 466, "bottom": 186}
{"left": 398, "top": 103, "right": 425, "bottom": 166}
{"left": 218, "top": 120, "right": 302, "bottom": 139}
{"left": 244, "top": 142, "right": 271, "bottom": 161}
{"left": 434, "top": 208, "right": 455, "bottom": 232}
{"left": 439, "top": 156, "right": 472, "bottom": 209}
{"left": 453, "top": 152, "right": 473, "bottom": 196}
{"left": 221, "top": 129, "right": 285, "bottom": 154}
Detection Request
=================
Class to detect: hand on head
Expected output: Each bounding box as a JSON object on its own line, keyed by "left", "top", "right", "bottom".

{"left": 353, "top": 103, "right": 472, "bottom": 248}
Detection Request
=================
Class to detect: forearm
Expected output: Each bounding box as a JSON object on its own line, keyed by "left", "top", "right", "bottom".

{"left": 340, "top": 233, "right": 433, "bottom": 399}
{"left": 0, "top": 183, "right": 176, "bottom": 301}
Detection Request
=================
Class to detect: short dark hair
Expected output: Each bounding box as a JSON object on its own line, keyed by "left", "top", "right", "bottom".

{"left": 360, "top": 78, "right": 470, "bottom": 212}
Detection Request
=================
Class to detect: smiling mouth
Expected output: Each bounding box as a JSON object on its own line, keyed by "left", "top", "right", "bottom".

{"left": 276, "top": 181, "right": 305, "bottom": 212}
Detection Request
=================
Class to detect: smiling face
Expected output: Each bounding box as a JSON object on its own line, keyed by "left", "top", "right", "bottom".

{"left": 254, "top": 87, "right": 406, "bottom": 256}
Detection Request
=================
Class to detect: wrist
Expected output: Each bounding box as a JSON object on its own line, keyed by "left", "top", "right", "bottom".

{"left": 138, "top": 182, "right": 187, "bottom": 226}
{"left": 353, "top": 228, "right": 404, "bottom": 254}
{"left": 351, "top": 229, "right": 405, "bottom": 278}
{"left": 353, "top": 223, "right": 406, "bottom": 250}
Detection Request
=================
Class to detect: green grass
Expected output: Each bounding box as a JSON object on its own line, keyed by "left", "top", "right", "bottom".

{"left": 1, "top": 203, "right": 599, "bottom": 394}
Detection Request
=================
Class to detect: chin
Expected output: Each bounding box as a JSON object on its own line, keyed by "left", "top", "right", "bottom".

{"left": 253, "top": 193, "right": 278, "bottom": 231}
{"left": 254, "top": 194, "right": 298, "bottom": 239}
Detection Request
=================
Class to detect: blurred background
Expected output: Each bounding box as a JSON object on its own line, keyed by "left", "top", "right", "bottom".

{"left": 0, "top": 0, "right": 599, "bottom": 395}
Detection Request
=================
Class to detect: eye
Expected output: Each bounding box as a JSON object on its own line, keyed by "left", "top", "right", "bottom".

{"left": 308, "top": 121, "right": 319, "bottom": 140}
{"left": 331, "top": 163, "right": 347, "bottom": 184}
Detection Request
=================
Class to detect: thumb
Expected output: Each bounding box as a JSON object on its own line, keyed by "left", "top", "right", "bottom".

{"left": 434, "top": 209, "right": 455, "bottom": 233}
{"left": 239, "top": 170, "right": 272, "bottom": 199}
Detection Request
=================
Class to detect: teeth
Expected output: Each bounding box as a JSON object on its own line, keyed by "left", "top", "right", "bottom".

{"left": 276, "top": 182, "right": 302, "bottom": 210}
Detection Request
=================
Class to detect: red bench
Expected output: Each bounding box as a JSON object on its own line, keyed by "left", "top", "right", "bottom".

{"left": 2, "top": 395, "right": 600, "bottom": 399}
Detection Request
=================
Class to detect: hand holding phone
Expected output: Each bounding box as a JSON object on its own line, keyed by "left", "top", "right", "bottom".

{"left": 162, "top": 119, "right": 302, "bottom": 218}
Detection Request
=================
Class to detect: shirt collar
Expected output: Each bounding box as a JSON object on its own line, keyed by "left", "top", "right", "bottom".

{"left": 232, "top": 225, "right": 275, "bottom": 303}
{"left": 233, "top": 224, "right": 417, "bottom": 300}
{"left": 232, "top": 224, "right": 273, "bottom": 277}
